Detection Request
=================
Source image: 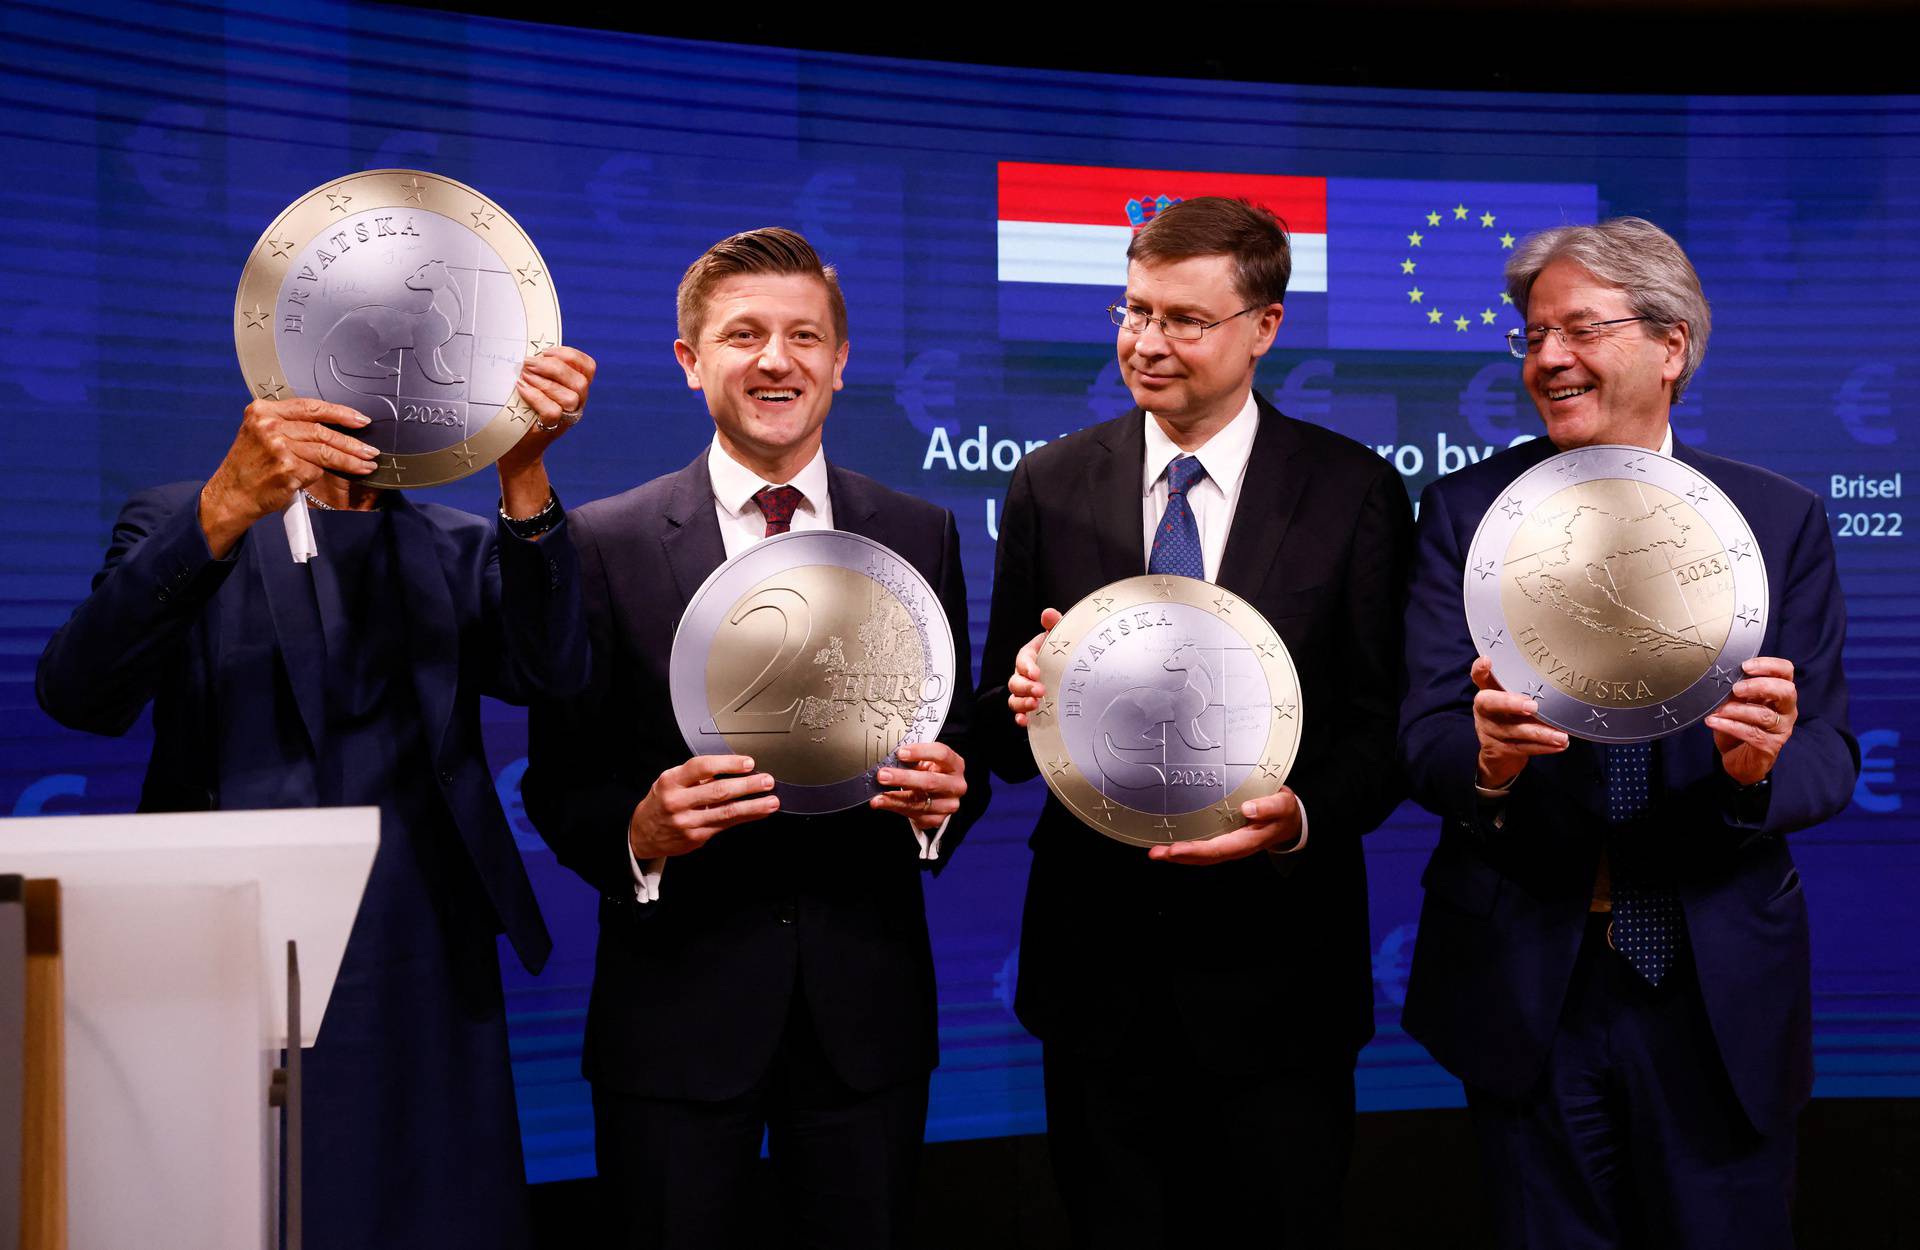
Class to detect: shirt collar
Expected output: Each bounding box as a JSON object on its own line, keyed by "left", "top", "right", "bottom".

{"left": 707, "top": 437, "right": 830, "bottom": 518}
{"left": 1142, "top": 389, "right": 1260, "bottom": 495}
{"left": 1658, "top": 425, "right": 1674, "bottom": 455}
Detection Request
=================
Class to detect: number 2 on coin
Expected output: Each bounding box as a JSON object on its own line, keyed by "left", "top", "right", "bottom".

{"left": 705, "top": 587, "right": 813, "bottom": 735}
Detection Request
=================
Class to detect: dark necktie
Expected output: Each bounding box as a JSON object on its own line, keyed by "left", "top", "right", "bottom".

{"left": 1148, "top": 455, "right": 1208, "bottom": 579}
{"left": 1606, "top": 741, "right": 1681, "bottom": 985}
{"left": 752, "top": 484, "right": 804, "bottom": 537}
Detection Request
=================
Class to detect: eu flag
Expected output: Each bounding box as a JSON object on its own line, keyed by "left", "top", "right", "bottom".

{"left": 1326, "top": 178, "right": 1598, "bottom": 352}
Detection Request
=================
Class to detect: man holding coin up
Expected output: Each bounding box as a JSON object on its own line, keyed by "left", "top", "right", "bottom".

{"left": 1398, "top": 218, "right": 1858, "bottom": 1246}
{"left": 979, "top": 196, "right": 1415, "bottom": 1247}
{"left": 523, "top": 227, "right": 985, "bottom": 1249}
{"left": 37, "top": 345, "right": 596, "bottom": 1248}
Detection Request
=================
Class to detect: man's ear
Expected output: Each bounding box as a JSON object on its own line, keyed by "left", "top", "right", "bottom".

{"left": 673, "top": 339, "right": 703, "bottom": 391}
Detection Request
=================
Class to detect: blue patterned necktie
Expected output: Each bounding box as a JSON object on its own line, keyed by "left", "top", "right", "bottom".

{"left": 1606, "top": 741, "right": 1682, "bottom": 985}
{"left": 1148, "top": 455, "right": 1208, "bottom": 579}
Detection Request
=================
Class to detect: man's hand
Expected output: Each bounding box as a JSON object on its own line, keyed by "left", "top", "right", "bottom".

{"left": 628, "top": 754, "right": 778, "bottom": 859}
{"left": 198, "top": 399, "right": 379, "bottom": 557}
{"left": 1470, "top": 656, "right": 1569, "bottom": 789}
{"left": 1705, "top": 656, "right": 1798, "bottom": 786}
{"left": 869, "top": 741, "right": 968, "bottom": 831}
{"left": 1148, "top": 787, "right": 1302, "bottom": 864}
{"left": 498, "top": 346, "right": 596, "bottom": 518}
{"left": 1007, "top": 607, "right": 1064, "bottom": 727}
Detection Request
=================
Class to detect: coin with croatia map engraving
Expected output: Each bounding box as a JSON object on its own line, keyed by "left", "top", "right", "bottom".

{"left": 1464, "top": 445, "right": 1768, "bottom": 742}
{"left": 233, "top": 169, "right": 559, "bottom": 489}
{"left": 670, "top": 530, "right": 956, "bottom": 814}
{"left": 1028, "top": 574, "right": 1301, "bottom": 847}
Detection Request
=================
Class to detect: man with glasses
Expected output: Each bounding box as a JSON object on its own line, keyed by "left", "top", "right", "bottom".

{"left": 978, "top": 196, "right": 1415, "bottom": 1246}
{"left": 1399, "top": 217, "right": 1856, "bottom": 1246}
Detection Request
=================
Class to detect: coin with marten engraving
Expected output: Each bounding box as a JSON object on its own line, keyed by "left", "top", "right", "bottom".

{"left": 1464, "top": 444, "right": 1767, "bottom": 742}
{"left": 670, "top": 530, "right": 956, "bottom": 814}
{"left": 233, "top": 169, "right": 559, "bottom": 489}
{"left": 1028, "top": 574, "right": 1301, "bottom": 846}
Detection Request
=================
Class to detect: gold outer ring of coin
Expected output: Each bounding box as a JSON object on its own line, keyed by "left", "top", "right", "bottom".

{"left": 232, "top": 169, "right": 561, "bottom": 490}
{"left": 1026, "top": 574, "right": 1304, "bottom": 847}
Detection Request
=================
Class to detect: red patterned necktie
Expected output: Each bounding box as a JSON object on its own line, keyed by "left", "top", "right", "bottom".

{"left": 752, "top": 484, "right": 804, "bottom": 536}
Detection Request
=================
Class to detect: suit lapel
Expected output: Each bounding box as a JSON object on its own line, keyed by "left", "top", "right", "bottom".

{"left": 388, "top": 495, "right": 459, "bottom": 763}
{"left": 1216, "top": 393, "right": 1308, "bottom": 600}
{"left": 826, "top": 462, "right": 883, "bottom": 542}
{"left": 253, "top": 506, "right": 329, "bottom": 753}
{"left": 1089, "top": 411, "right": 1148, "bottom": 585}
{"left": 661, "top": 453, "right": 728, "bottom": 618}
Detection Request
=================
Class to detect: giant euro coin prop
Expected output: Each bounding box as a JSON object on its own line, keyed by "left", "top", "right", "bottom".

{"left": 1464, "top": 445, "right": 1767, "bottom": 742}
{"left": 233, "top": 169, "right": 559, "bottom": 488}
{"left": 670, "top": 531, "right": 957, "bottom": 814}
{"left": 1027, "top": 575, "right": 1302, "bottom": 846}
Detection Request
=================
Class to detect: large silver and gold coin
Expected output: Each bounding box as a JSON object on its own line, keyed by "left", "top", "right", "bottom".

{"left": 1465, "top": 445, "right": 1767, "bottom": 742}
{"left": 1028, "top": 575, "right": 1301, "bottom": 847}
{"left": 233, "top": 169, "right": 559, "bottom": 488}
{"left": 670, "top": 531, "right": 956, "bottom": 814}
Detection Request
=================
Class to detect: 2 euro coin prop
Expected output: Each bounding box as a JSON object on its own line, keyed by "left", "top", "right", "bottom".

{"left": 1027, "top": 574, "right": 1302, "bottom": 847}
{"left": 233, "top": 169, "right": 560, "bottom": 489}
{"left": 670, "top": 530, "right": 956, "bottom": 815}
{"left": 1464, "top": 444, "right": 1767, "bottom": 743}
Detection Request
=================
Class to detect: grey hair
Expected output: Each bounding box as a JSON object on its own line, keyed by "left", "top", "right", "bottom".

{"left": 1504, "top": 217, "right": 1711, "bottom": 403}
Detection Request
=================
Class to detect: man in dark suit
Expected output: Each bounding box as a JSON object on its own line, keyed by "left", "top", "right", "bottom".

{"left": 522, "top": 227, "right": 985, "bottom": 1250}
{"left": 36, "top": 348, "right": 596, "bottom": 1248}
{"left": 977, "top": 196, "right": 1415, "bottom": 1247}
{"left": 1399, "top": 217, "right": 1858, "bottom": 1247}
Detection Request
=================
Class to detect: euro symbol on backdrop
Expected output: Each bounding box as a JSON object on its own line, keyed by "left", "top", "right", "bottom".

{"left": 1853, "top": 729, "right": 1901, "bottom": 813}
{"left": 1088, "top": 358, "right": 1133, "bottom": 423}
{"left": 1460, "top": 360, "right": 1525, "bottom": 445}
{"left": 896, "top": 349, "right": 958, "bottom": 434}
{"left": 800, "top": 169, "right": 862, "bottom": 255}
{"left": 588, "top": 154, "right": 654, "bottom": 233}
{"left": 1836, "top": 363, "right": 1897, "bottom": 445}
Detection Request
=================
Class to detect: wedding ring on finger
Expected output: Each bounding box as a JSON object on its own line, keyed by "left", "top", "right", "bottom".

{"left": 536, "top": 418, "right": 563, "bottom": 433}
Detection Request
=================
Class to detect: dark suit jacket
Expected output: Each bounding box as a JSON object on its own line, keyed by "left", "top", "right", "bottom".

{"left": 522, "top": 453, "right": 988, "bottom": 1102}
{"left": 1398, "top": 437, "right": 1859, "bottom": 1136}
{"left": 35, "top": 481, "right": 588, "bottom": 974}
{"left": 975, "top": 395, "right": 1417, "bottom": 1071}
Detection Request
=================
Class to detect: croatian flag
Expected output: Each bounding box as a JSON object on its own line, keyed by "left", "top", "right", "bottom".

{"left": 997, "top": 161, "right": 1327, "bottom": 344}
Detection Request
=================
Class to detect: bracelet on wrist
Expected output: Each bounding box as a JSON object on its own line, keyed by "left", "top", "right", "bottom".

{"left": 500, "top": 490, "right": 562, "bottom": 540}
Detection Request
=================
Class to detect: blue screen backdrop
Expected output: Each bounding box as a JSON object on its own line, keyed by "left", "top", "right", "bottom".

{"left": 2, "top": 0, "right": 1915, "bottom": 1184}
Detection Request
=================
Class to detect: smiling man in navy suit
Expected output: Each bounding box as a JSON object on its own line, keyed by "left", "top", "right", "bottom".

{"left": 523, "top": 227, "right": 986, "bottom": 1250}
{"left": 1399, "top": 218, "right": 1859, "bottom": 1248}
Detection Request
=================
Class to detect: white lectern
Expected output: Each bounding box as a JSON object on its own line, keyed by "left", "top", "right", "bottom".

{"left": 0, "top": 807, "right": 378, "bottom": 1250}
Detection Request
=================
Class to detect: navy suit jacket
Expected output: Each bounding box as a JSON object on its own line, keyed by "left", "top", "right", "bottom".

{"left": 522, "top": 454, "right": 988, "bottom": 1101}
{"left": 1399, "top": 437, "right": 1859, "bottom": 1135}
{"left": 976, "top": 397, "right": 1416, "bottom": 1070}
{"left": 35, "top": 482, "right": 589, "bottom": 974}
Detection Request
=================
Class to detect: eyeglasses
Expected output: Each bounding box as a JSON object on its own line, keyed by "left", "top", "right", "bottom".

{"left": 1505, "top": 317, "right": 1649, "bottom": 360}
{"left": 1108, "top": 303, "right": 1260, "bottom": 342}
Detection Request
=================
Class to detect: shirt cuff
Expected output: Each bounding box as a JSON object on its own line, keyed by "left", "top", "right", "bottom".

{"left": 626, "top": 840, "right": 665, "bottom": 903}
{"left": 1267, "top": 799, "right": 1310, "bottom": 856}
{"left": 908, "top": 813, "right": 954, "bottom": 861}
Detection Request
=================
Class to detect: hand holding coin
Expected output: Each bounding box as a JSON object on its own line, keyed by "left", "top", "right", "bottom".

{"left": 498, "top": 345, "right": 596, "bottom": 518}
{"left": 197, "top": 398, "right": 379, "bottom": 557}
{"left": 1007, "top": 607, "right": 1063, "bottom": 727}
{"left": 627, "top": 754, "right": 779, "bottom": 859}
{"left": 1147, "top": 786, "right": 1302, "bottom": 864}
{"left": 1704, "top": 656, "right": 1799, "bottom": 786}
{"left": 1470, "top": 656, "right": 1570, "bottom": 789}
{"left": 869, "top": 741, "right": 968, "bottom": 831}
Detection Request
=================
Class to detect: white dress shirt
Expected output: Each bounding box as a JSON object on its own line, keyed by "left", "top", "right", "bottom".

{"left": 629, "top": 437, "right": 946, "bottom": 902}
{"left": 1140, "top": 391, "right": 1308, "bottom": 854}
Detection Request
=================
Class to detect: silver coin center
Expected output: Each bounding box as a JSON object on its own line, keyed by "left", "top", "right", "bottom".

{"left": 273, "top": 207, "right": 528, "bottom": 455}
{"left": 1058, "top": 602, "right": 1272, "bottom": 814}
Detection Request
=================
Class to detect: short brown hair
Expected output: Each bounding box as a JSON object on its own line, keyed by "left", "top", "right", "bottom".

{"left": 676, "top": 227, "right": 848, "bottom": 344}
{"left": 1126, "top": 196, "right": 1293, "bottom": 307}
